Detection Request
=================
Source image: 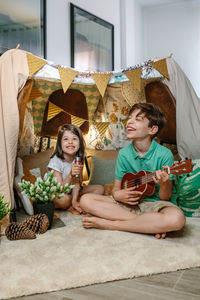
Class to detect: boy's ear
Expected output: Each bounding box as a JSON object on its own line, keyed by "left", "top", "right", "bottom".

{"left": 149, "top": 125, "right": 158, "bottom": 136}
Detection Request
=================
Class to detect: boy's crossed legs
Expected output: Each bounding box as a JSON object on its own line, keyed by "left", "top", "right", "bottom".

{"left": 79, "top": 193, "right": 186, "bottom": 238}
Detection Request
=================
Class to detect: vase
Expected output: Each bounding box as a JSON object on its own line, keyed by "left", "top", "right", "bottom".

{"left": 33, "top": 201, "right": 54, "bottom": 229}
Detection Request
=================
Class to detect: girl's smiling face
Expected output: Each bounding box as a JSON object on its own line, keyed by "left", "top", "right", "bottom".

{"left": 61, "top": 130, "right": 80, "bottom": 157}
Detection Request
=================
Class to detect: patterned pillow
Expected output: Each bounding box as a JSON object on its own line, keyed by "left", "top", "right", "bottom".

{"left": 175, "top": 159, "right": 200, "bottom": 217}
{"left": 14, "top": 158, "right": 41, "bottom": 215}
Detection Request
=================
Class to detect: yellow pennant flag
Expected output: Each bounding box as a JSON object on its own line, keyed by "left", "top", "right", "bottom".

{"left": 71, "top": 115, "right": 86, "bottom": 128}
{"left": 95, "top": 122, "right": 110, "bottom": 139}
{"left": 125, "top": 68, "right": 142, "bottom": 90}
{"left": 26, "top": 53, "right": 47, "bottom": 75}
{"left": 29, "top": 86, "right": 43, "bottom": 101}
{"left": 152, "top": 58, "right": 169, "bottom": 80}
{"left": 121, "top": 118, "right": 128, "bottom": 128}
{"left": 58, "top": 67, "right": 78, "bottom": 93}
{"left": 47, "top": 102, "right": 63, "bottom": 121}
{"left": 92, "top": 73, "right": 111, "bottom": 97}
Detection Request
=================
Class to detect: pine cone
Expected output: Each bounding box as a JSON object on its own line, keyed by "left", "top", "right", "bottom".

{"left": 21, "top": 214, "right": 49, "bottom": 234}
{"left": 5, "top": 223, "right": 36, "bottom": 240}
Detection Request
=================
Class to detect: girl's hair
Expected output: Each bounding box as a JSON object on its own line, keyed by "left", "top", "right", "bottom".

{"left": 128, "top": 103, "right": 166, "bottom": 137}
{"left": 52, "top": 124, "right": 85, "bottom": 162}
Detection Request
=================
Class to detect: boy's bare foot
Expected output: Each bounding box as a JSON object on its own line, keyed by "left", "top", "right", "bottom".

{"left": 82, "top": 216, "right": 107, "bottom": 229}
{"left": 155, "top": 232, "right": 166, "bottom": 239}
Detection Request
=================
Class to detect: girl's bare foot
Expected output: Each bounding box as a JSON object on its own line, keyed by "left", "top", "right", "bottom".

{"left": 82, "top": 216, "right": 108, "bottom": 229}
{"left": 155, "top": 232, "right": 166, "bottom": 239}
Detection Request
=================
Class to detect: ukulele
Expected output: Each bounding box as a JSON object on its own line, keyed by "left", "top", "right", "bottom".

{"left": 121, "top": 159, "right": 193, "bottom": 196}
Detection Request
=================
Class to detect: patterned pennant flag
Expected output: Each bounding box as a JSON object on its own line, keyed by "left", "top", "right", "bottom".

{"left": 95, "top": 122, "right": 110, "bottom": 139}
{"left": 71, "top": 115, "right": 86, "bottom": 128}
{"left": 26, "top": 53, "right": 47, "bottom": 75}
{"left": 92, "top": 73, "right": 111, "bottom": 97}
{"left": 125, "top": 68, "right": 142, "bottom": 90}
{"left": 152, "top": 58, "right": 169, "bottom": 80}
{"left": 58, "top": 67, "right": 78, "bottom": 93}
{"left": 47, "top": 102, "right": 63, "bottom": 121}
{"left": 121, "top": 118, "right": 128, "bottom": 128}
{"left": 29, "top": 86, "right": 43, "bottom": 101}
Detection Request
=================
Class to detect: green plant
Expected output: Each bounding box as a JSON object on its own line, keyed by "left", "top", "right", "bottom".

{"left": 19, "top": 170, "right": 74, "bottom": 203}
{"left": 0, "top": 195, "right": 11, "bottom": 220}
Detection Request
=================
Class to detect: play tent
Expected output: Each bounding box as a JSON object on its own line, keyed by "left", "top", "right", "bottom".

{"left": 0, "top": 48, "right": 200, "bottom": 218}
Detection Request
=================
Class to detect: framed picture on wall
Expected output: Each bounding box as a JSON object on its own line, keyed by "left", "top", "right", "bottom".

{"left": 0, "top": 0, "right": 46, "bottom": 58}
{"left": 70, "top": 3, "right": 114, "bottom": 72}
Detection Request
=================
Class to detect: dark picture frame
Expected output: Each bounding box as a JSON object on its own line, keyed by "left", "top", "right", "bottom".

{"left": 0, "top": 0, "right": 46, "bottom": 58}
{"left": 70, "top": 3, "right": 114, "bottom": 72}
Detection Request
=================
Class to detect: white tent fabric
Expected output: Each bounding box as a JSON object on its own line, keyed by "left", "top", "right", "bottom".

{"left": 0, "top": 49, "right": 28, "bottom": 213}
{"left": 164, "top": 58, "right": 200, "bottom": 159}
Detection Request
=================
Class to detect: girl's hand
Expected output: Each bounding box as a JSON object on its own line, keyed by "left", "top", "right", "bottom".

{"left": 71, "top": 164, "right": 83, "bottom": 177}
{"left": 113, "top": 187, "right": 144, "bottom": 206}
{"left": 72, "top": 199, "right": 85, "bottom": 214}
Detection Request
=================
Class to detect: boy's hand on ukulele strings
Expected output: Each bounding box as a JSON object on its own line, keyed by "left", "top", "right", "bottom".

{"left": 114, "top": 187, "right": 144, "bottom": 206}
{"left": 153, "top": 168, "right": 170, "bottom": 185}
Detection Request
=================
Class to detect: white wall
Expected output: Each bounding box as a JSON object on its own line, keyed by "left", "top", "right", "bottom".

{"left": 46, "top": 0, "right": 121, "bottom": 70}
{"left": 120, "top": 0, "right": 143, "bottom": 68}
{"left": 142, "top": 0, "right": 200, "bottom": 96}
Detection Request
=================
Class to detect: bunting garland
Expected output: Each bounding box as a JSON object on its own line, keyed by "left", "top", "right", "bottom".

{"left": 121, "top": 118, "right": 128, "bottom": 128}
{"left": 58, "top": 67, "right": 78, "bottom": 93}
{"left": 124, "top": 68, "right": 142, "bottom": 90}
{"left": 71, "top": 115, "right": 86, "bottom": 127}
{"left": 26, "top": 53, "right": 47, "bottom": 75}
{"left": 152, "top": 58, "right": 169, "bottom": 80}
{"left": 29, "top": 86, "right": 43, "bottom": 102}
{"left": 92, "top": 73, "right": 111, "bottom": 97}
{"left": 47, "top": 102, "right": 64, "bottom": 121}
{"left": 95, "top": 122, "right": 110, "bottom": 139}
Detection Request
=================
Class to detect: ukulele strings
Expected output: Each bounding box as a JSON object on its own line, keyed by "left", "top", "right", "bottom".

{"left": 126, "top": 172, "right": 155, "bottom": 188}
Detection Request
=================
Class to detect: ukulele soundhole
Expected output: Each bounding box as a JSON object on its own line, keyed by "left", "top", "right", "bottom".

{"left": 134, "top": 178, "right": 141, "bottom": 188}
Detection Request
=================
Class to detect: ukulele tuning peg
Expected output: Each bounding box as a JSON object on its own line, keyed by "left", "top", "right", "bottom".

{"left": 186, "top": 174, "right": 190, "bottom": 177}
{"left": 179, "top": 175, "right": 182, "bottom": 179}
{"left": 185, "top": 157, "right": 188, "bottom": 160}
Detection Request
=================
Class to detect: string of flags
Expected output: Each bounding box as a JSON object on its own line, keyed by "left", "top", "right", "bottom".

{"left": 26, "top": 52, "right": 170, "bottom": 97}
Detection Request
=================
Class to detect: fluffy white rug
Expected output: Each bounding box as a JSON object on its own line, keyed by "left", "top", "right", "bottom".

{"left": 1, "top": 215, "right": 200, "bottom": 300}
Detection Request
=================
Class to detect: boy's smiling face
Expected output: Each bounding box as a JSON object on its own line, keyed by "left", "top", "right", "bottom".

{"left": 126, "top": 109, "right": 158, "bottom": 140}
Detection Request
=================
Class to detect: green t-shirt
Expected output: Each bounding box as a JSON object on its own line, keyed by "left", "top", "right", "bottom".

{"left": 115, "top": 140, "right": 177, "bottom": 204}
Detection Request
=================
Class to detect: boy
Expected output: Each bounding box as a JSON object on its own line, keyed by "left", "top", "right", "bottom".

{"left": 80, "top": 103, "right": 185, "bottom": 238}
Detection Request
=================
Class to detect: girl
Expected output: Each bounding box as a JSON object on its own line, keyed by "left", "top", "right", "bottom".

{"left": 47, "top": 124, "right": 104, "bottom": 214}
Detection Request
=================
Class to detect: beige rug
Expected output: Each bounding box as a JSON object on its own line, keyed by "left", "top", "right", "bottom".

{"left": 1, "top": 214, "right": 200, "bottom": 300}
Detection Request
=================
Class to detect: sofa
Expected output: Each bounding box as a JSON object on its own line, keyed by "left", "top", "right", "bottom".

{"left": 14, "top": 144, "right": 200, "bottom": 217}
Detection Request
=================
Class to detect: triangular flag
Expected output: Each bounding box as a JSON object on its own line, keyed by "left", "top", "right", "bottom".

{"left": 58, "top": 67, "right": 78, "bottom": 93}
{"left": 71, "top": 115, "right": 86, "bottom": 128}
{"left": 92, "top": 73, "right": 111, "bottom": 97}
{"left": 29, "top": 86, "right": 43, "bottom": 101}
{"left": 121, "top": 118, "right": 128, "bottom": 128}
{"left": 26, "top": 53, "right": 47, "bottom": 75}
{"left": 125, "top": 68, "right": 142, "bottom": 90}
{"left": 152, "top": 58, "right": 169, "bottom": 80}
{"left": 95, "top": 122, "right": 110, "bottom": 139}
{"left": 47, "top": 102, "right": 63, "bottom": 121}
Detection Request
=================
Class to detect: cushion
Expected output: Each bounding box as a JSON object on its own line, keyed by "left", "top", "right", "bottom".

{"left": 22, "top": 147, "right": 54, "bottom": 177}
{"left": 14, "top": 158, "right": 42, "bottom": 215}
{"left": 82, "top": 149, "right": 119, "bottom": 181}
{"left": 88, "top": 156, "right": 116, "bottom": 186}
{"left": 175, "top": 159, "right": 200, "bottom": 217}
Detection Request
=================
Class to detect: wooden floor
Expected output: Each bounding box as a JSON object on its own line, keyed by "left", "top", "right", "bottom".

{"left": 11, "top": 210, "right": 200, "bottom": 300}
